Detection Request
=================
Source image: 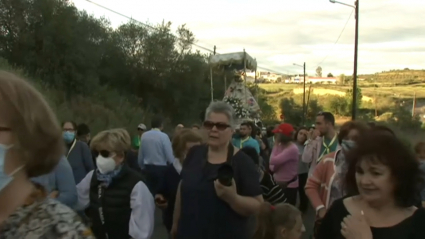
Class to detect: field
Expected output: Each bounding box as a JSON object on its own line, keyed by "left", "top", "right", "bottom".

{"left": 259, "top": 82, "right": 425, "bottom": 100}
{"left": 258, "top": 70, "right": 425, "bottom": 125}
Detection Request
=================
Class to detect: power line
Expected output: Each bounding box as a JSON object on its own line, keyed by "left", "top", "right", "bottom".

{"left": 316, "top": 9, "right": 354, "bottom": 67}
{"left": 81, "top": 0, "right": 288, "bottom": 75}
{"left": 83, "top": 0, "right": 213, "bottom": 52}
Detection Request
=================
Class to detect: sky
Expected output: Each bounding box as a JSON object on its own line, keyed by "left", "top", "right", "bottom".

{"left": 72, "top": 0, "right": 425, "bottom": 76}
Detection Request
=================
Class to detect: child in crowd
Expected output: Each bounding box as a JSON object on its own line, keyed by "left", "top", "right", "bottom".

{"left": 253, "top": 202, "right": 304, "bottom": 239}
{"left": 241, "top": 147, "right": 287, "bottom": 205}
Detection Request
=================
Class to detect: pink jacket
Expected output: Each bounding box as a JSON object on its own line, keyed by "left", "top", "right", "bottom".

{"left": 305, "top": 151, "right": 339, "bottom": 213}
{"left": 270, "top": 143, "right": 299, "bottom": 188}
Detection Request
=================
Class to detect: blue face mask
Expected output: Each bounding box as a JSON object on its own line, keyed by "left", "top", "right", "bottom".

{"left": 341, "top": 140, "right": 356, "bottom": 151}
{"left": 63, "top": 131, "right": 75, "bottom": 143}
{"left": 0, "top": 144, "right": 24, "bottom": 192}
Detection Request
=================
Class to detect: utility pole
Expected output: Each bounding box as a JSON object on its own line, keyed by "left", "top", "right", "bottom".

{"left": 306, "top": 84, "right": 312, "bottom": 122}
{"left": 303, "top": 62, "right": 306, "bottom": 126}
{"left": 352, "top": 0, "right": 359, "bottom": 120}
{"left": 329, "top": 0, "right": 360, "bottom": 120}
{"left": 210, "top": 45, "right": 217, "bottom": 102}
{"left": 412, "top": 92, "right": 417, "bottom": 117}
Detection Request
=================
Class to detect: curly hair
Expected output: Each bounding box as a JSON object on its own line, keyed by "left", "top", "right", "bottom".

{"left": 344, "top": 131, "right": 423, "bottom": 207}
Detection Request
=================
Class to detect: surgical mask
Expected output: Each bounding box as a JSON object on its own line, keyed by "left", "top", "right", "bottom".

{"left": 341, "top": 140, "right": 356, "bottom": 152}
{"left": 96, "top": 155, "right": 116, "bottom": 174}
{"left": 0, "top": 144, "right": 24, "bottom": 192}
{"left": 63, "top": 131, "right": 75, "bottom": 143}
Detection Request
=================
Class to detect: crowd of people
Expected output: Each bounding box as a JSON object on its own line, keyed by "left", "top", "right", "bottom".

{"left": 1, "top": 70, "right": 425, "bottom": 239}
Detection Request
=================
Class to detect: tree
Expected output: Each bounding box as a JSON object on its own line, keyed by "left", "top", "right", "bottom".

{"left": 316, "top": 66, "right": 322, "bottom": 77}
{"left": 0, "top": 0, "right": 224, "bottom": 127}
{"left": 327, "top": 73, "right": 333, "bottom": 77}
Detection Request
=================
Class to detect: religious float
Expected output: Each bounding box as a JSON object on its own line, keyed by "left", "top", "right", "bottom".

{"left": 208, "top": 51, "right": 261, "bottom": 127}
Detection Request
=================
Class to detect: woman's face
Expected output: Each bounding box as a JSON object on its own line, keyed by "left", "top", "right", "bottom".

{"left": 62, "top": 122, "right": 75, "bottom": 132}
{"left": 296, "top": 129, "right": 308, "bottom": 144}
{"left": 279, "top": 215, "right": 304, "bottom": 239}
{"left": 356, "top": 156, "right": 394, "bottom": 204}
{"left": 0, "top": 118, "right": 19, "bottom": 175}
{"left": 0, "top": 120, "right": 12, "bottom": 146}
{"left": 341, "top": 129, "right": 359, "bottom": 154}
{"left": 346, "top": 129, "right": 359, "bottom": 141}
{"left": 204, "top": 112, "right": 233, "bottom": 147}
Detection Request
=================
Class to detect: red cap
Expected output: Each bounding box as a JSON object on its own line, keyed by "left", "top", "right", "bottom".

{"left": 272, "top": 123, "right": 294, "bottom": 137}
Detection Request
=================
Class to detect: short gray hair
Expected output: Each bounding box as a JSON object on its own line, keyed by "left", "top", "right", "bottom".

{"left": 205, "top": 101, "right": 236, "bottom": 129}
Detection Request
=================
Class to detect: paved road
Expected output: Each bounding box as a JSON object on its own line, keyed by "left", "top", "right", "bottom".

{"left": 151, "top": 204, "right": 316, "bottom": 239}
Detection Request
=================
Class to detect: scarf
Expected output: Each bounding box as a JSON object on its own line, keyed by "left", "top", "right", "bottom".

{"left": 317, "top": 134, "right": 338, "bottom": 163}
{"left": 96, "top": 165, "right": 123, "bottom": 188}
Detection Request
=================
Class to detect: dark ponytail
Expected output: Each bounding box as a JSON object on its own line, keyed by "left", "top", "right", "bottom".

{"left": 253, "top": 202, "right": 302, "bottom": 239}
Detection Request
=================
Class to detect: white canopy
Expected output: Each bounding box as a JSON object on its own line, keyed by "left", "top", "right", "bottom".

{"left": 209, "top": 52, "right": 257, "bottom": 71}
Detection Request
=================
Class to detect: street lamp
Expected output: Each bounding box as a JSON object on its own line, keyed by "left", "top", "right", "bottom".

{"left": 329, "top": 0, "right": 359, "bottom": 120}
{"left": 293, "top": 62, "right": 306, "bottom": 125}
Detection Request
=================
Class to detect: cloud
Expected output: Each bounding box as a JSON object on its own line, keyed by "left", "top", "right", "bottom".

{"left": 73, "top": 0, "right": 425, "bottom": 75}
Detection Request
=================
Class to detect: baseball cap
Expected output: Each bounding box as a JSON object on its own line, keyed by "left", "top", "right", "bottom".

{"left": 272, "top": 123, "right": 294, "bottom": 137}
{"left": 137, "top": 124, "right": 147, "bottom": 131}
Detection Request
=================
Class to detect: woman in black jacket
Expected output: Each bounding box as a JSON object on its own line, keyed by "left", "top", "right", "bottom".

{"left": 155, "top": 129, "right": 203, "bottom": 233}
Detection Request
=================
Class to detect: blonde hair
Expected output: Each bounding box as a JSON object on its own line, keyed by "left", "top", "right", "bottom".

{"left": 90, "top": 128, "right": 131, "bottom": 155}
{"left": 253, "top": 202, "right": 301, "bottom": 239}
{"left": 0, "top": 71, "right": 64, "bottom": 177}
{"left": 172, "top": 129, "right": 203, "bottom": 159}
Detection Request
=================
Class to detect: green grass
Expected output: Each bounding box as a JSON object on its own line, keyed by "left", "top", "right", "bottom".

{"left": 259, "top": 83, "right": 425, "bottom": 99}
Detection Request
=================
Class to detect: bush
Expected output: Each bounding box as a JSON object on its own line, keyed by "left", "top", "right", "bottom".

{"left": 0, "top": 58, "right": 152, "bottom": 135}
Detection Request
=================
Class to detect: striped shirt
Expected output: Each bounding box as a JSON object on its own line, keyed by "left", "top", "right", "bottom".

{"left": 260, "top": 171, "right": 287, "bottom": 205}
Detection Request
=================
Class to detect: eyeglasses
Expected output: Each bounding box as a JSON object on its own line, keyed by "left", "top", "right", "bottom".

{"left": 92, "top": 150, "right": 112, "bottom": 158}
{"left": 203, "top": 121, "right": 230, "bottom": 131}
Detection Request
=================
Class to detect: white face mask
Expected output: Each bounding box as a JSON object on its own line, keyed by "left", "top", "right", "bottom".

{"left": 96, "top": 155, "right": 116, "bottom": 174}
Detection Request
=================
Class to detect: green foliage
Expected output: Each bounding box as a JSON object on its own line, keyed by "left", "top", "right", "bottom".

{"left": 322, "top": 87, "right": 363, "bottom": 117}
{"left": 0, "top": 0, "right": 225, "bottom": 132}
{"left": 247, "top": 85, "right": 277, "bottom": 124}
{"left": 279, "top": 96, "right": 323, "bottom": 126}
{"left": 386, "top": 104, "right": 422, "bottom": 131}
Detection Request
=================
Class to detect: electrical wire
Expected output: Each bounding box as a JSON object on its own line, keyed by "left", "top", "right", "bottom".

{"left": 316, "top": 9, "right": 354, "bottom": 67}
{"left": 82, "top": 0, "right": 289, "bottom": 75}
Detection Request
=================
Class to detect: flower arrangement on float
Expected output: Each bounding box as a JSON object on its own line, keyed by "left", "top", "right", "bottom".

{"left": 223, "top": 96, "right": 250, "bottom": 119}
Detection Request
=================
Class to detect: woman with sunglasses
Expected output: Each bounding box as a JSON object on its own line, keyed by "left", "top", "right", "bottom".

{"left": 76, "top": 128, "right": 155, "bottom": 239}
{"left": 0, "top": 71, "right": 93, "bottom": 238}
{"left": 171, "top": 101, "right": 264, "bottom": 239}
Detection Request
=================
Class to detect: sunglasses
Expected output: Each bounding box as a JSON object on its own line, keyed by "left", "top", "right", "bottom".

{"left": 203, "top": 121, "right": 230, "bottom": 131}
{"left": 0, "top": 127, "right": 11, "bottom": 132}
{"left": 92, "top": 150, "right": 113, "bottom": 158}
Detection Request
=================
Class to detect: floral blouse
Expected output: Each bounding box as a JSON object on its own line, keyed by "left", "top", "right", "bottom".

{"left": 0, "top": 198, "right": 94, "bottom": 239}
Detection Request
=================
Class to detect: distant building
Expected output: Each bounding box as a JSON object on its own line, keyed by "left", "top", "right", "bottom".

{"left": 307, "top": 77, "right": 337, "bottom": 84}
{"left": 286, "top": 76, "right": 337, "bottom": 84}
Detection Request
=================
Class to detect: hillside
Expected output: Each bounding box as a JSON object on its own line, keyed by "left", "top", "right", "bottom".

{"left": 259, "top": 69, "right": 425, "bottom": 120}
